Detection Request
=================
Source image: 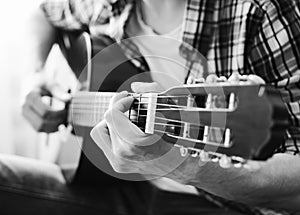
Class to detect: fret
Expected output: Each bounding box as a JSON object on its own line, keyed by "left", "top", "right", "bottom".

{"left": 203, "top": 93, "right": 212, "bottom": 142}
{"left": 68, "top": 92, "right": 116, "bottom": 127}
{"left": 144, "top": 93, "right": 158, "bottom": 134}
{"left": 137, "top": 94, "right": 142, "bottom": 126}
{"left": 68, "top": 91, "right": 150, "bottom": 128}
{"left": 182, "top": 95, "right": 194, "bottom": 138}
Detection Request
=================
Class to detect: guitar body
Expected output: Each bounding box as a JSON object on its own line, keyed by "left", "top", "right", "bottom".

{"left": 59, "top": 32, "right": 151, "bottom": 185}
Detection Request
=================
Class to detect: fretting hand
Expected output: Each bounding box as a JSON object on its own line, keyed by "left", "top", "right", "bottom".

{"left": 90, "top": 84, "right": 192, "bottom": 180}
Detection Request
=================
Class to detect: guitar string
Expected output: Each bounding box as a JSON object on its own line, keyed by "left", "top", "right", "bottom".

{"left": 133, "top": 125, "right": 222, "bottom": 147}
{"left": 130, "top": 119, "right": 203, "bottom": 129}
{"left": 70, "top": 106, "right": 228, "bottom": 112}
{"left": 71, "top": 95, "right": 235, "bottom": 159}
{"left": 70, "top": 95, "right": 228, "bottom": 128}
{"left": 69, "top": 100, "right": 226, "bottom": 110}
{"left": 70, "top": 96, "right": 229, "bottom": 110}
{"left": 130, "top": 118, "right": 225, "bottom": 132}
{"left": 72, "top": 94, "right": 192, "bottom": 99}
{"left": 70, "top": 101, "right": 194, "bottom": 109}
{"left": 70, "top": 112, "right": 219, "bottom": 131}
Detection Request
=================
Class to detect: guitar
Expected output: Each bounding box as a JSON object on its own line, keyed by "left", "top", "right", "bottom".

{"left": 57, "top": 32, "right": 289, "bottom": 184}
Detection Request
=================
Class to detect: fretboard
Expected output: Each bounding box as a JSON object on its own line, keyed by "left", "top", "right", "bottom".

{"left": 68, "top": 91, "right": 157, "bottom": 134}
{"left": 68, "top": 92, "right": 117, "bottom": 127}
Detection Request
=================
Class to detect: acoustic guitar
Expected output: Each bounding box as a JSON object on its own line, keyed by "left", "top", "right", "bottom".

{"left": 56, "top": 32, "right": 289, "bottom": 184}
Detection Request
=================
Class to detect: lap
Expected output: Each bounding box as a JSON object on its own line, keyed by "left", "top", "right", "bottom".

{"left": 0, "top": 154, "right": 130, "bottom": 215}
{"left": 0, "top": 154, "right": 244, "bottom": 215}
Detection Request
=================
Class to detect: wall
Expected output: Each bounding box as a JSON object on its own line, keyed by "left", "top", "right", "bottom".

{"left": 0, "top": 0, "right": 48, "bottom": 157}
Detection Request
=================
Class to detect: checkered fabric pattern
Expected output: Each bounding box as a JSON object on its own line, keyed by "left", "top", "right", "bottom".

{"left": 41, "top": 0, "right": 300, "bottom": 213}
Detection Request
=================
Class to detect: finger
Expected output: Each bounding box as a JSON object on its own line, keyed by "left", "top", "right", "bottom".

{"left": 25, "top": 91, "right": 67, "bottom": 119}
{"left": 109, "top": 91, "right": 129, "bottom": 108}
{"left": 217, "top": 76, "right": 227, "bottom": 82}
{"left": 105, "top": 96, "right": 145, "bottom": 136}
{"left": 22, "top": 104, "right": 43, "bottom": 131}
{"left": 111, "top": 96, "right": 135, "bottom": 113}
{"left": 206, "top": 74, "right": 218, "bottom": 83}
{"left": 26, "top": 97, "right": 67, "bottom": 120}
{"left": 43, "top": 82, "right": 72, "bottom": 102}
{"left": 105, "top": 103, "right": 144, "bottom": 136}
{"left": 90, "top": 120, "right": 114, "bottom": 159}
{"left": 91, "top": 121, "right": 141, "bottom": 174}
{"left": 228, "top": 72, "right": 240, "bottom": 83}
{"left": 105, "top": 104, "right": 162, "bottom": 147}
{"left": 247, "top": 74, "right": 266, "bottom": 84}
{"left": 25, "top": 91, "right": 53, "bottom": 117}
{"left": 131, "top": 82, "right": 163, "bottom": 93}
{"left": 22, "top": 104, "right": 61, "bottom": 132}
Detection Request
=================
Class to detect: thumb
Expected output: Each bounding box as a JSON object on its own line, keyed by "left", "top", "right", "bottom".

{"left": 111, "top": 96, "right": 135, "bottom": 113}
{"left": 131, "top": 82, "right": 163, "bottom": 93}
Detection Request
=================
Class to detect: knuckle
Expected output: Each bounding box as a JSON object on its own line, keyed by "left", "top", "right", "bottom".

{"left": 39, "top": 107, "right": 52, "bottom": 119}
{"left": 104, "top": 109, "right": 112, "bottom": 122}
{"left": 21, "top": 104, "right": 29, "bottom": 115}
{"left": 41, "top": 110, "right": 50, "bottom": 118}
{"left": 111, "top": 165, "right": 124, "bottom": 173}
{"left": 114, "top": 146, "right": 129, "bottom": 158}
{"left": 113, "top": 145, "right": 136, "bottom": 160}
{"left": 111, "top": 162, "right": 129, "bottom": 173}
{"left": 35, "top": 121, "right": 44, "bottom": 132}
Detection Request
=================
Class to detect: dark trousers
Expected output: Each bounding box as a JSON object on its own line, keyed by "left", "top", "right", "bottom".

{"left": 0, "top": 154, "right": 246, "bottom": 215}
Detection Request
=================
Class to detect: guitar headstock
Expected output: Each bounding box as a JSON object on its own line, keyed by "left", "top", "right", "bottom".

{"left": 133, "top": 83, "right": 289, "bottom": 165}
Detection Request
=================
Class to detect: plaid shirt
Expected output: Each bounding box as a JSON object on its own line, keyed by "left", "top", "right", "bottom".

{"left": 42, "top": 0, "right": 300, "bottom": 214}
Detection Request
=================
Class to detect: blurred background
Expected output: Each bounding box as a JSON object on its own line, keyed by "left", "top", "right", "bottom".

{"left": 0, "top": 0, "right": 79, "bottom": 162}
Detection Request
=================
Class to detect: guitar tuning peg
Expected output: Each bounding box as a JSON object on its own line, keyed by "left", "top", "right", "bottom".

{"left": 199, "top": 150, "right": 210, "bottom": 162}
{"left": 179, "top": 146, "right": 188, "bottom": 157}
{"left": 238, "top": 75, "right": 250, "bottom": 85}
{"left": 189, "top": 148, "right": 200, "bottom": 157}
{"left": 186, "top": 76, "right": 206, "bottom": 85}
{"left": 211, "top": 155, "right": 220, "bottom": 163}
{"left": 228, "top": 72, "right": 240, "bottom": 83}
{"left": 219, "top": 155, "right": 232, "bottom": 169}
{"left": 217, "top": 76, "right": 227, "bottom": 82}
{"left": 233, "top": 162, "right": 243, "bottom": 168}
{"left": 186, "top": 76, "right": 195, "bottom": 85}
{"left": 194, "top": 78, "right": 205, "bottom": 84}
{"left": 230, "top": 156, "right": 245, "bottom": 168}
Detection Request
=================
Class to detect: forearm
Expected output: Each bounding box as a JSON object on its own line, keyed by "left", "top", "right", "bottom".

{"left": 28, "top": 7, "right": 58, "bottom": 72}
{"left": 172, "top": 154, "right": 300, "bottom": 211}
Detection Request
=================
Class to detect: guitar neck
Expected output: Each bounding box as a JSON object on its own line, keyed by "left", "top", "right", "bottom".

{"left": 68, "top": 92, "right": 117, "bottom": 127}
{"left": 66, "top": 84, "right": 288, "bottom": 161}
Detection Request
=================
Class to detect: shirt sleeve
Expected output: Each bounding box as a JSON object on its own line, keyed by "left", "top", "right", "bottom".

{"left": 40, "top": 0, "right": 112, "bottom": 31}
{"left": 247, "top": 0, "right": 300, "bottom": 155}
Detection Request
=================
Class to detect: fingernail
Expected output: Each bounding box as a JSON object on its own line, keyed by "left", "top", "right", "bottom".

{"left": 228, "top": 72, "right": 240, "bottom": 83}
{"left": 206, "top": 74, "right": 218, "bottom": 83}
{"left": 120, "top": 91, "right": 129, "bottom": 95}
